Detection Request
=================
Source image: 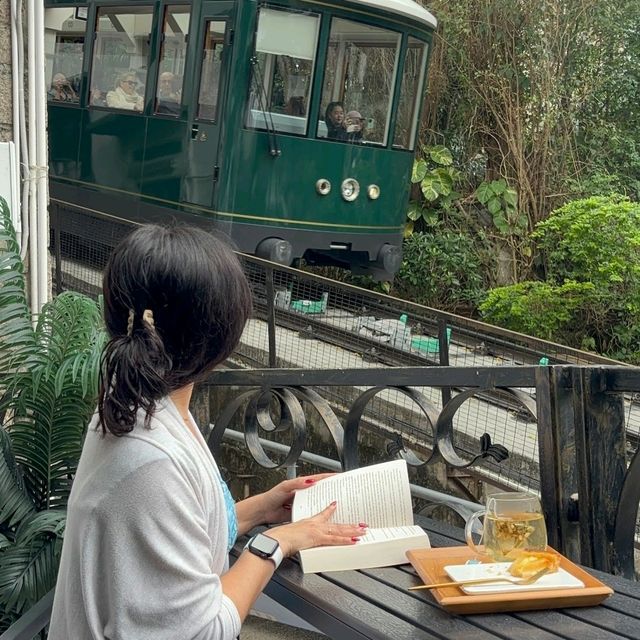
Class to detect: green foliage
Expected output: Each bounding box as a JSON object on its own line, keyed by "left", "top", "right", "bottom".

{"left": 475, "top": 179, "right": 526, "bottom": 236}
{"left": 481, "top": 196, "right": 640, "bottom": 361}
{"left": 407, "top": 145, "right": 459, "bottom": 235}
{"left": 533, "top": 195, "right": 640, "bottom": 291}
{"left": 393, "top": 230, "right": 485, "bottom": 311}
{"left": 420, "top": 0, "right": 639, "bottom": 287}
{"left": 0, "top": 198, "right": 106, "bottom": 629}
{"left": 479, "top": 280, "right": 596, "bottom": 344}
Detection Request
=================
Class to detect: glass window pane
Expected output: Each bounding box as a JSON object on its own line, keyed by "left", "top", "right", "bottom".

{"left": 155, "top": 6, "right": 190, "bottom": 115}
{"left": 91, "top": 6, "right": 153, "bottom": 111}
{"left": 45, "top": 7, "right": 86, "bottom": 103}
{"left": 245, "top": 8, "right": 320, "bottom": 136}
{"left": 197, "top": 21, "right": 226, "bottom": 121}
{"left": 318, "top": 19, "right": 401, "bottom": 145}
{"left": 393, "top": 38, "right": 428, "bottom": 150}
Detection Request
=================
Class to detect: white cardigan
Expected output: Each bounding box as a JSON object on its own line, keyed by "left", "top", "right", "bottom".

{"left": 49, "top": 399, "right": 241, "bottom": 640}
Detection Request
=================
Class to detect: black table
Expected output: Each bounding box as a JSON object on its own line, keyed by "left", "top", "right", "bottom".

{"left": 234, "top": 517, "right": 640, "bottom": 640}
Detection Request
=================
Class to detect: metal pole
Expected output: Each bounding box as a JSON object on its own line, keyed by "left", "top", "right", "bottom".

{"left": 265, "top": 267, "right": 277, "bottom": 368}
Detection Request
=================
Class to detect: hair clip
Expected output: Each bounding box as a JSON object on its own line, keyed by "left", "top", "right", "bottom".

{"left": 142, "top": 309, "right": 154, "bottom": 328}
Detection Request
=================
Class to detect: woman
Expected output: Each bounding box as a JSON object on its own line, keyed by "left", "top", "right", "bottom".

{"left": 106, "top": 71, "right": 144, "bottom": 111}
{"left": 48, "top": 225, "right": 364, "bottom": 640}
{"left": 324, "top": 101, "right": 348, "bottom": 141}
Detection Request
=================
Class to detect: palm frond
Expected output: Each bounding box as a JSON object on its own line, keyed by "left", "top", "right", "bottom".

{"left": 0, "top": 512, "right": 64, "bottom": 618}
{"left": 14, "top": 510, "right": 66, "bottom": 545}
{"left": 0, "top": 198, "right": 35, "bottom": 378}
{"left": 5, "top": 379, "right": 96, "bottom": 510}
{"left": 0, "top": 534, "right": 60, "bottom": 615}
{"left": 1, "top": 287, "right": 105, "bottom": 509}
{"left": 0, "top": 427, "right": 35, "bottom": 527}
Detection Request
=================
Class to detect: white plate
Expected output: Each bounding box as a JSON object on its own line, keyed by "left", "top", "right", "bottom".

{"left": 443, "top": 562, "right": 585, "bottom": 594}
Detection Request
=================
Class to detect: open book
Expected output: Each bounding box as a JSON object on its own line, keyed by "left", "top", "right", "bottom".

{"left": 292, "top": 460, "right": 430, "bottom": 573}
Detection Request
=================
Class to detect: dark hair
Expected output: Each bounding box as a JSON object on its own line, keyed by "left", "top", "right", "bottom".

{"left": 285, "top": 96, "right": 305, "bottom": 116}
{"left": 324, "top": 101, "right": 344, "bottom": 127}
{"left": 98, "top": 225, "right": 252, "bottom": 436}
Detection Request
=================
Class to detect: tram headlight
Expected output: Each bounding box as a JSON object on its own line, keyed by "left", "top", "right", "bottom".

{"left": 316, "top": 179, "right": 331, "bottom": 196}
{"left": 341, "top": 178, "right": 360, "bottom": 202}
{"left": 367, "top": 184, "right": 380, "bottom": 200}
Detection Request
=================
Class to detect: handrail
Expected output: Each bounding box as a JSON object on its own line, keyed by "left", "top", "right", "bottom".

{"left": 0, "top": 590, "right": 54, "bottom": 640}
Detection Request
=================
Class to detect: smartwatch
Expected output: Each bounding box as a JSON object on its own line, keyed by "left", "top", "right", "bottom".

{"left": 245, "top": 533, "right": 284, "bottom": 570}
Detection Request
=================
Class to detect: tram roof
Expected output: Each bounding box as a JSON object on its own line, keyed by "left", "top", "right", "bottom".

{"left": 350, "top": 0, "right": 437, "bottom": 30}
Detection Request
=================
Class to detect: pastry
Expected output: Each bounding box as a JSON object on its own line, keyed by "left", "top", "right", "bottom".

{"left": 508, "top": 550, "right": 560, "bottom": 577}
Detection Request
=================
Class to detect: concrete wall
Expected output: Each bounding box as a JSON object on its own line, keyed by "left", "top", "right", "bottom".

{"left": 0, "top": 2, "right": 12, "bottom": 143}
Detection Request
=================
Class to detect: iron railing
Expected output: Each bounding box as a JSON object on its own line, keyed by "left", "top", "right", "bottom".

{"left": 203, "top": 365, "right": 639, "bottom": 579}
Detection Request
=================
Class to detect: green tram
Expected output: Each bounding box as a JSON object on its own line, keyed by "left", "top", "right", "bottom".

{"left": 45, "top": 0, "right": 436, "bottom": 279}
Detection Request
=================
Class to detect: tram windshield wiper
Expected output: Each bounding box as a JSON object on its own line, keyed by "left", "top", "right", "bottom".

{"left": 250, "top": 56, "right": 281, "bottom": 158}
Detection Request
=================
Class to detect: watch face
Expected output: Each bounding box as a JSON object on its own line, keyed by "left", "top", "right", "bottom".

{"left": 251, "top": 534, "right": 279, "bottom": 556}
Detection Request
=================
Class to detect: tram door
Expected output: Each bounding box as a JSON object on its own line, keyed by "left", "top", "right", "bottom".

{"left": 183, "top": 3, "right": 234, "bottom": 207}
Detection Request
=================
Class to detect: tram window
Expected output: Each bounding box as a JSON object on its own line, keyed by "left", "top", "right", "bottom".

{"left": 155, "top": 6, "right": 190, "bottom": 116}
{"left": 245, "top": 7, "right": 320, "bottom": 136}
{"left": 196, "top": 21, "right": 226, "bottom": 121}
{"left": 44, "top": 7, "right": 86, "bottom": 104}
{"left": 394, "top": 38, "right": 428, "bottom": 150}
{"left": 90, "top": 6, "right": 153, "bottom": 111}
{"left": 318, "top": 19, "right": 401, "bottom": 145}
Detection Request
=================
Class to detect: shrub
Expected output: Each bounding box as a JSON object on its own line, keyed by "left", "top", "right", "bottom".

{"left": 533, "top": 195, "right": 640, "bottom": 293}
{"left": 482, "top": 195, "right": 640, "bottom": 361}
{"left": 479, "top": 281, "right": 596, "bottom": 344}
{"left": 393, "top": 230, "right": 485, "bottom": 311}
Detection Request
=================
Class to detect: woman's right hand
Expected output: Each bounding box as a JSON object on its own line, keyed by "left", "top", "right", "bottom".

{"left": 265, "top": 502, "right": 367, "bottom": 557}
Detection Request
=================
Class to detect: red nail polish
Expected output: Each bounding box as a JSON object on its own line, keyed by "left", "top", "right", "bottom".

{"left": 359, "top": 522, "right": 368, "bottom": 528}
{"left": 283, "top": 504, "right": 292, "bottom": 510}
{"left": 330, "top": 500, "right": 337, "bottom": 507}
{"left": 304, "top": 479, "right": 316, "bottom": 485}
{"left": 351, "top": 537, "right": 360, "bottom": 542}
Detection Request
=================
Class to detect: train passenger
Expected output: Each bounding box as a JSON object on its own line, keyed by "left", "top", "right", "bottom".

{"left": 156, "top": 71, "right": 181, "bottom": 115}
{"left": 47, "top": 225, "right": 364, "bottom": 640}
{"left": 158, "top": 71, "right": 181, "bottom": 101}
{"left": 345, "top": 110, "right": 365, "bottom": 142}
{"left": 285, "top": 95, "right": 306, "bottom": 116}
{"left": 48, "top": 73, "right": 78, "bottom": 103}
{"left": 90, "top": 88, "right": 107, "bottom": 107}
{"left": 325, "top": 101, "right": 348, "bottom": 140}
{"left": 106, "top": 72, "right": 144, "bottom": 112}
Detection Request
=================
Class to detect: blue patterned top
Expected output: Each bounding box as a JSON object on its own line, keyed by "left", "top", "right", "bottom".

{"left": 219, "top": 477, "right": 238, "bottom": 552}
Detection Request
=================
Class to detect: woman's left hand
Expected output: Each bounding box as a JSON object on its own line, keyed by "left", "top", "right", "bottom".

{"left": 259, "top": 473, "right": 334, "bottom": 524}
{"left": 235, "top": 473, "right": 336, "bottom": 535}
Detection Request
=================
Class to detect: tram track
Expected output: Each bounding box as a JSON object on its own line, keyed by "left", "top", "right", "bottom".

{"left": 251, "top": 295, "right": 537, "bottom": 422}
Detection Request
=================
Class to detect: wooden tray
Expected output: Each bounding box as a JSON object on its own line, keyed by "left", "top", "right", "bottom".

{"left": 406, "top": 546, "right": 613, "bottom": 614}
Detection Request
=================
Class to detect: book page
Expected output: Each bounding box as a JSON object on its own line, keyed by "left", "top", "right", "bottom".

{"left": 358, "top": 525, "right": 426, "bottom": 544}
{"left": 292, "top": 460, "right": 413, "bottom": 528}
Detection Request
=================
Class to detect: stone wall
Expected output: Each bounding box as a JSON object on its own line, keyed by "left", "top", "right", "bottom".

{"left": 0, "top": 2, "right": 12, "bottom": 142}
